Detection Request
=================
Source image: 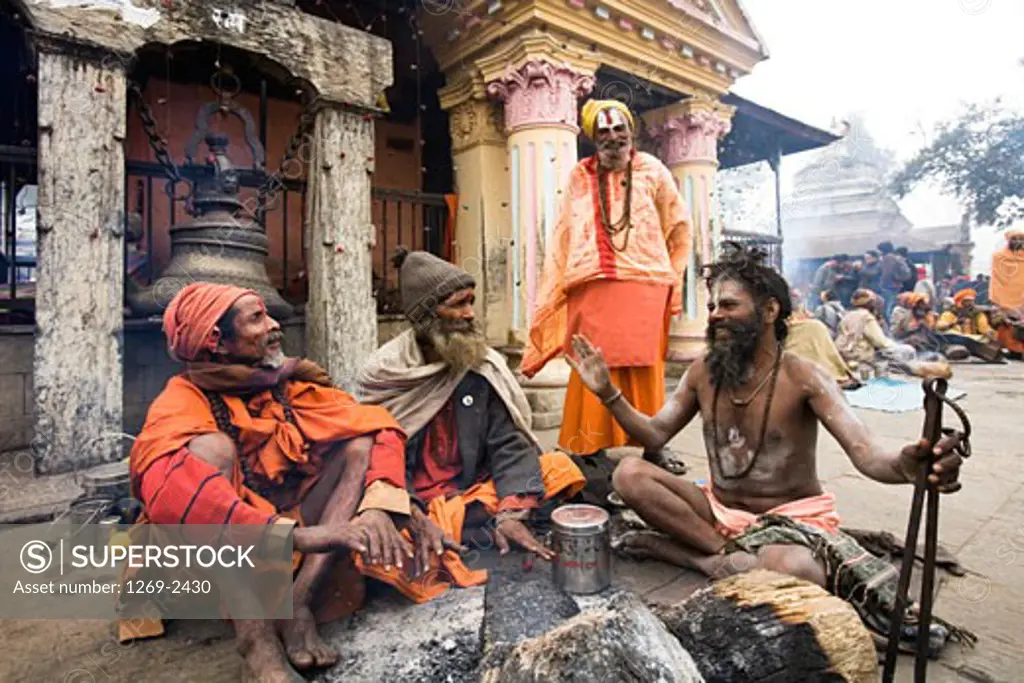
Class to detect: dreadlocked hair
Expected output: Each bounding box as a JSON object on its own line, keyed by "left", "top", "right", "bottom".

{"left": 702, "top": 241, "right": 793, "bottom": 344}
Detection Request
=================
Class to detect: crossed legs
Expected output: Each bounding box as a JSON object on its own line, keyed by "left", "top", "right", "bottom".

{"left": 611, "top": 457, "right": 826, "bottom": 586}
{"left": 189, "top": 432, "right": 373, "bottom": 682}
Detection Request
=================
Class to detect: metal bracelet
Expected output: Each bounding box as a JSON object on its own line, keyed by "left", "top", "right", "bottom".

{"left": 601, "top": 388, "right": 623, "bottom": 406}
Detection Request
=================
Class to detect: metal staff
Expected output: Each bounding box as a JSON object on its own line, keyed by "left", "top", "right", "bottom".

{"left": 882, "top": 377, "right": 971, "bottom": 682}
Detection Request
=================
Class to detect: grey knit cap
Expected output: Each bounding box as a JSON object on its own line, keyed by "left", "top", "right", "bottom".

{"left": 395, "top": 248, "right": 476, "bottom": 324}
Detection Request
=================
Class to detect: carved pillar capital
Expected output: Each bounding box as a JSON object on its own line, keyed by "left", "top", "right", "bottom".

{"left": 485, "top": 59, "right": 595, "bottom": 135}
{"left": 448, "top": 98, "right": 506, "bottom": 153}
{"left": 647, "top": 99, "right": 735, "bottom": 167}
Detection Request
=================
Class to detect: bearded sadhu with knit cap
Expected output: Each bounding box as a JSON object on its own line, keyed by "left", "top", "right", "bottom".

{"left": 523, "top": 98, "right": 691, "bottom": 467}
{"left": 355, "top": 249, "right": 585, "bottom": 602}
{"left": 128, "top": 282, "right": 412, "bottom": 682}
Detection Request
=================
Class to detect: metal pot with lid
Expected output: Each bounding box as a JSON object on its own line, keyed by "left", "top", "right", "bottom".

{"left": 550, "top": 504, "right": 611, "bottom": 595}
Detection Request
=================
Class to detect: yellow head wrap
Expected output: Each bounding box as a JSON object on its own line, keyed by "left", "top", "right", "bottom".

{"left": 581, "top": 99, "right": 635, "bottom": 140}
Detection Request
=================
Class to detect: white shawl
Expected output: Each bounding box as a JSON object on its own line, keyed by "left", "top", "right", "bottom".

{"left": 356, "top": 329, "right": 540, "bottom": 449}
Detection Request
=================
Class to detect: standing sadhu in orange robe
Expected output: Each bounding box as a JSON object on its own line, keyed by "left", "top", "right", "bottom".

{"left": 127, "top": 282, "right": 409, "bottom": 683}
{"left": 522, "top": 99, "right": 691, "bottom": 460}
{"left": 991, "top": 230, "right": 1024, "bottom": 358}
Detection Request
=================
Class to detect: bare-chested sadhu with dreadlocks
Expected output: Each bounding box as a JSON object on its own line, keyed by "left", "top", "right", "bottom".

{"left": 128, "top": 282, "right": 414, "bottom": 682}
{"left": 567, "top": 243, "right": 976, "bottom": 651}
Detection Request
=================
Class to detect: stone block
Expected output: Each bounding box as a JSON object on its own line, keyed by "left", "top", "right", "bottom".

{"left": 0, "top": 335, "right": 32, "bottom": 373}
{"left": 0, "top": 375, "right": 26, "bottom": 416}
{"left": 532, "top": 410, "right": 563, "bottom": 431}
{"left": 0, "top": 416, "right": 32, "bottom": 452}
{"left": 526, "top": 386, "right": 566, "bottom": 414}
{"left": 479, "top": 591, "right": 703, "bottom": 683}
{"left": 23, "top": 372, "right": 33, "bottom": 415}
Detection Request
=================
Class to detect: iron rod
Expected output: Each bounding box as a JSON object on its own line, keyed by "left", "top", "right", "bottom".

{"left": 7, "top": 163, "right": 16, "bottom": 302}
{"left": 282, "top": 189, "right": 289, "bottom": 293}
{"left": 146, "top": 176, "right": 154, "bottom": 284}
{"left": 916, "top": 486, "right": 941, "bottom": 681}
{"left": 381, "top": 199, "right": 388, "bottom": 310}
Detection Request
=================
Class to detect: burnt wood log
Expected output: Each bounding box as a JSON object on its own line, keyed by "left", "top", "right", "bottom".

{"left": 655, "top": 570, "right": 879, "bottom": 683}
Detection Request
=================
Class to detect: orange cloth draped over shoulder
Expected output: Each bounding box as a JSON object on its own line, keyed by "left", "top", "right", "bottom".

{"left": 991, "top": 233, "right": 1024, "bottom": 353}
{"left": 521, "top": 151, "right": 690, "bottom": 379}
{"left": 354, "top": 452, "right": 585, "bottom": 603}
{"left": 121, "top": 282, "right": 406, "bottom": 641}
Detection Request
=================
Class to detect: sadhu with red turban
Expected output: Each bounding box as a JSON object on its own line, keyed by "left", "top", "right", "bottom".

{"left": 126, "top": 282, "right": 428, "bottom": 680}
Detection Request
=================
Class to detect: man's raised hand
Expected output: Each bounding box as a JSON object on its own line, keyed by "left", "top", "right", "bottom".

{"left": 566, "top": 334, "right": 614, "bottom": 400}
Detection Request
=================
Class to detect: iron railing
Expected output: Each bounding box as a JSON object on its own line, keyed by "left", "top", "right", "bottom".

{"left": 721, "top": 228, "right": 783, "bottom": 271}
{"left": 372, "top": 187, "right": 451, "bottom": 314}
{"left": 0, "top": 144, "right": 36, "bottom": 319}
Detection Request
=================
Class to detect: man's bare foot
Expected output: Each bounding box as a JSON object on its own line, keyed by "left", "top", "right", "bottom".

{"left": 237, "top": 623, "right": 305, "bottom": 683}
{"left": 279, "top": 605, "right": 338, "bottom": 671}
{"left": 613, "top": 530, "right": 757, "bottom": 579}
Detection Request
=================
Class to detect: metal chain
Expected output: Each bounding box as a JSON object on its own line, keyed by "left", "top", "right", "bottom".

{"left": 257, "top": 95, "right": 319, "bottom": 212}
{"left": 128, "top": 81, "right": 193, "bottom": 211}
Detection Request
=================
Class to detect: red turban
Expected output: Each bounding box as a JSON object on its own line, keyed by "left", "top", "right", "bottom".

{"left": 953, "top": 288, "right": 977, "bottom": 306}
{"left": 162, "top": 282, "right": 257, "bottom": 361}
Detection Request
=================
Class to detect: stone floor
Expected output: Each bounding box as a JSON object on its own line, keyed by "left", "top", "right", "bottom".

{"left": 0, "top": 361, "right": 1022, "bottom": 682}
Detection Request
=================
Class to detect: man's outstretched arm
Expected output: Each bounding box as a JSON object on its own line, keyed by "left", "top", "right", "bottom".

{"left": 800, "top": 357, "right": 963, "bottom": 490}
{"left": 566, "top": 334, "right": 699, "bottom": 451}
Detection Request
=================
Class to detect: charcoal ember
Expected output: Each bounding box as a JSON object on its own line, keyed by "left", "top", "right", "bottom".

{"left": 391, "top": 629, "right": 481, "bottom": 683}
{"left": 479, "top": 592, "right": 704, "bottom": 683}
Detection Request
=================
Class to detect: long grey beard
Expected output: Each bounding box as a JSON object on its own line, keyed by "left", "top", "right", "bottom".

{"left": 424, "top": 320, "right": 489, "bottom": 375}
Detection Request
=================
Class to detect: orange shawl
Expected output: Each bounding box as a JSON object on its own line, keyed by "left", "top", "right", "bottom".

{"left": 130, "top": 362, "right": 404, "bottom": 513}
{"left": 522, "top": 152, "right": 690, "bottom": 378}
{"left": 991, "top": 241, "right": 1024, "bottom": 312}
{"left": 355, "top": 452, "right": 585, "bottom": 603}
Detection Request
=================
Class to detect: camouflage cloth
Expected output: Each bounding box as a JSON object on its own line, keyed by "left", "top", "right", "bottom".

{"left": 723, "top": 514, "right": 977, "bottom": 649}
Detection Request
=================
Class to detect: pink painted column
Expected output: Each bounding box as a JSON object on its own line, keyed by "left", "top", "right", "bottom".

{"left": 645, "top": 99, "right": 735, "bottom": 362}
{"left": 487, "top": 59, "right": 594, "bottom": 339}
{"left": 486, "top": 58, "right": 594, "bottom": 429}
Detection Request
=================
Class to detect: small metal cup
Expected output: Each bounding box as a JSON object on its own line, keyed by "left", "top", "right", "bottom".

{"left": 550, "top": 504, "right": 611, "bottom": 595}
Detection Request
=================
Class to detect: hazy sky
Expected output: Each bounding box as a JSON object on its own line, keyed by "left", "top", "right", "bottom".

{"left": 731, "top": 0, "right": 1024, "bottom": 272}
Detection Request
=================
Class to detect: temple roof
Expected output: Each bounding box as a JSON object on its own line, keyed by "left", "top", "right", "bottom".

{"left": 717, "top": 93, "right": 840, "bottom": 169}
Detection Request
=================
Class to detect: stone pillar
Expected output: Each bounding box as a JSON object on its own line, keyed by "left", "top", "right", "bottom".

{"left": 440, "top": 91, "right": 510, "bottom": 346}
{"left": 33, "top": 45, "right": 127, "bottom": 475}
{"left": 305, "top": 105, "right": 377, "bottom": 393}
{"left": 484, "top": 59, "right": 594, "bottom": 429}
{"left": 645, "top": 98, "right": 735, "bottom": 365}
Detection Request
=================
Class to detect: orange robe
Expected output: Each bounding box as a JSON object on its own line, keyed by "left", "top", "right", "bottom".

{"left": 121, "top": 370, "right": 404, "bottom": 641}
{"left": 991, "top": 241, "right": 1024, "bottom": 353}
{"left": 522, "top": 152, "right": 690, "bottom": 453}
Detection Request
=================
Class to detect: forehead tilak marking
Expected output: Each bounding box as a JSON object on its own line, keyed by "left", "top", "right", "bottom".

{"left": 596, "top": 108, "right": 628, "bottom": 130}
